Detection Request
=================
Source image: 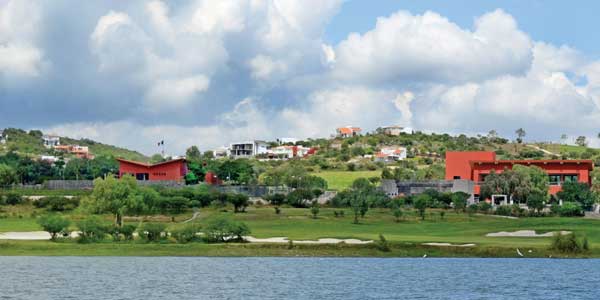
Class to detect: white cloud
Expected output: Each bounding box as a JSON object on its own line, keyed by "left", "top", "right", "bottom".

{"left": 331, "top": 9, "right": 532, "bottom": 84}
{"left": 145, "top": 75, "right": 210, "bottom": 111}
{"left": 248, "top": 55, "right": 287, "bottom": 80}
{"left": 0, "top": 0, "right": 45, "bottom": 77}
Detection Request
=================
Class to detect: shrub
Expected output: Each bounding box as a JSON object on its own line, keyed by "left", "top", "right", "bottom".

{"left": 106, "top": 224, "right": 138, "bottom": 241}
{"left": 392, "top": 207, "right": 403, "bottom": 222}
{"left": 549, "top": 232, "right": 587, "bottom": 253}
{"left": 376, "top": 234, "right": 391, "bottom": 252}
{"left": 35, "top": 196, "right": 80, "bottom": 211}
{"left": 310, "top": 202, "right": 320, "bottom": 219}
{"left": 286, "top": 189, "right": 314, "bottom": 208}
{"left": 138, "top": 222, "right": 168, "bottom": 242}
{"left": 558, "top": 202, "right": 584, "bottom": 217}
{"left": 265, "top": 193, "right": 286, "bottom": 206}
{"left": 171, "top": 224, "right": 202, "bottom": 243}
{"left": 76, "top": 216, "right": 107, "bottom": 243}
{"left": 467, "top": 204, "right": 478, "bottom": 217}
{"left": 477, "top": 201, "right": 492, "bottom": 214}
{"left": 5, "top": 192, "right": 22, "bottom": 205}
{"left": 204, "top": 217, "right": 251, "bottom": 243}
{"left": 120, "top": 224, "right": 137, "bottom": 240}
{"left": 495, "top": 205, "right": 512, "bottom": 216}
{"left": 37, "top": 215, "right": 70, "bottom": 240}
{"left": 274, "top": 206, "right": 281, "bottom": 214}
{"left": 166, "top": 196, "right": 191, "bottom": 214}
{"left": 228, "top": 193, "right": 249, "bottom": 213}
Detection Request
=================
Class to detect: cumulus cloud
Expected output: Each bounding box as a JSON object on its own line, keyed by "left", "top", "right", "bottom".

{"left": 0, "top": 0, "right": 45, "bottom": 77}
{"left": 331, "top": 9, "right": 532, "bottom": 84}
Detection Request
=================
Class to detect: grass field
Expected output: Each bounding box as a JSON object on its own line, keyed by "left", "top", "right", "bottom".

{"left": 311, "top": 170, "right": 381, "bottom": 191}
{"left": 2, "top": 204, "right": 600, "bottom": 257}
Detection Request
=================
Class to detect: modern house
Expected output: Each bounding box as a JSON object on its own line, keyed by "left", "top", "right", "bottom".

{"left": 229, "top": 140, "right": 268, "bottom": 158}
{"left": 213, "top": 147, "right": 229, "bottom": 159}
{"left": 117, "top": 158, "right": 187, "bottom": 182}
{"left": 54, "top": 145, "right": 95, "bottom": 159}
{"left": 336, "top": 126, "right": 362, "bottom": 138}
{"left": 266, "top": 145, "right": 316, "bottom": 159}
{"left": 375, "top": 146, "right": 407, "bottom": 163}
{"left": 42, "top": 135, "right": 60, "bottom": 148}
{"left": 445, "top": 151, "right": 593, "bottom": 198}
{"left": 381, "top": 125, "right": 404, "bottom": 136}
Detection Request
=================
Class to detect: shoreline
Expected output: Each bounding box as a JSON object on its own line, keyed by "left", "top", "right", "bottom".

{"left": 1, "top": 240, "right": 597, "bottom": 258}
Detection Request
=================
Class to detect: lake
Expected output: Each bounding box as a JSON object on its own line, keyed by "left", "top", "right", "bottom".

{"left": 0, "top": 257, "right": 597, "bottom": 299}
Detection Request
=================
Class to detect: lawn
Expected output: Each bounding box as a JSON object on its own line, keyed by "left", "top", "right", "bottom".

{"left": 2, "top": 204, "right": 600, "bottom": 257}
{"left": 311, "top": 170, "right": 381, "bottom": 191}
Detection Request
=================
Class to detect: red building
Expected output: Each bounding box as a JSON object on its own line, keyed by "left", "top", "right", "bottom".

{"left": 445, "top": 151, "right": 593, "bottom": 196}
{"left": 117, "top": 158, "right": 187, "bottom": 182}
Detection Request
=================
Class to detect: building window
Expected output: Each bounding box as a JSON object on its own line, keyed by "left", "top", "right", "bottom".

{"left": 453, "top": 176, "right": 461, "bottom": 180}
{"left": 548, "top": 175, "right": 561, "bottom": 185}
{"left": 564, "top": 175, "right": 578, "bottom": 183}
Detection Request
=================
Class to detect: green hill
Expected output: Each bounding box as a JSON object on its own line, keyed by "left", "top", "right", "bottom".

{"left": 0, "top": 128, "right": 148, "bottom": 161}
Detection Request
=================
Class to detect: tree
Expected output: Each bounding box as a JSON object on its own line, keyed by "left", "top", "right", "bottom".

{"left": 229, "top": 193, "right": 249, "bottom": 213}
{"left": 310, "top": 201, "right": 320, "bottom": 219}
{"left": 413, "top": 194, "right": 430, "bottom": 220}
{"left": 82, "top": 175, "right": 143, "bottom": 227}
{"left": 150, "top": 154, "right": 165, "bottom": 163}
{"left": 451, "top": 192, "right": 469, "bottom": 212}
{"left": 515, "top": 128, "right": 526, "bottom": 144}
{"left": 186, "top": 146, "right": 202, "bottom": 162}
{"left": 392, "top": 207, "right": 403, "bottom": 222}
{"left": 0, "top": 164, "right": 17, "bottom": 187}
{"left": 557, "top": 181, "right": 597, "bottom": 211}
{"left": 37, "top": 215, "right": 70, "bottom": 240}
{"left": 575, "top": 136, "right": 588, "bottom": 147}
{"left": 286, "top": 189, "right": 314, "bottom": 208}
{"left": 526, "top": 191, "right": 546, "bottom": 215}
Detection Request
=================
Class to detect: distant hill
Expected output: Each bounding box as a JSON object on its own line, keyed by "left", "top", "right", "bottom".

{"left": 0, "top": 128, "right": 148, "bottom": 161}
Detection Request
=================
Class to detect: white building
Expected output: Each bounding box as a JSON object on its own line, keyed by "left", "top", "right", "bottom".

{"left": 229, "top": 140, "right": 268, "bottom": 158}
{"left": 381, "top": 125, "right": 404, "bottom": 136}
{"left": 375, "top": 146, "right": 407, "bottom": 163}
{"left": 42, "top": 135, "right": 60, "bottom": 148}
{"left": 336, "top": 126, "right": 362, "bottom": 138}
{"left": 0, "top": 130, "right": 6, "bottom": 144}
{"left": 40, "top": 155, "right": 59, "bottom": 164}
{"left": 213, "top": 147, "right": 229, "bottom": 159}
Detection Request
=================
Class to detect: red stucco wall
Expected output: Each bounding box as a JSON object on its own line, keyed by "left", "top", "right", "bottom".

{"left": 118, "top": 159, "right": 187, "bottom": 181}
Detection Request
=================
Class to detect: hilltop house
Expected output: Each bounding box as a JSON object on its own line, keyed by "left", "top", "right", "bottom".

{"left": 0, "top": 130, "right": 6, "bottom": 144}
{"left": 42, "top": 135, "right": 60, "bottom": 148}
{"left": 336, "top": 126, "right": 362, "bottom": 138}
{"left": 54, "top": 145, "right": 95, "bottom": 159}
{"left": 266, "top": 145, "right": 316, "bottom": 159}
{"left": 375, "top": 146, "right": 407, "bottom": 163}
{"left": 381, "top": 125, "right": 404, "bottom": 136}
{"left": 229, "top": 140, "right": 269, "bottom": 158}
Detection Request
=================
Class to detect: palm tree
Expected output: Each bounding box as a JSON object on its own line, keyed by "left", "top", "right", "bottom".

{"left": 515, "top": 128, "right": 526, "bottom": 143}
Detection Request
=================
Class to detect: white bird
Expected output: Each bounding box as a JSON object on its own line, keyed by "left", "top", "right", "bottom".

{"left": 423, "top": 254, "right": 427, "bottom": 258}
{"left": 516, "top": 248, "right": 524, "bottom": 257}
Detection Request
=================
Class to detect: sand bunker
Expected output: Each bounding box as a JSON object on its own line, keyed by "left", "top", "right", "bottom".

{"left": 421, "top": 242, "right": 476, "bottom": 247}
{"left": 486, "top": 230, "right": 571, "bottom": 237}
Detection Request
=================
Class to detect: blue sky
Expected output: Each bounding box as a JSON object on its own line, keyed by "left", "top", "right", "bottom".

{"left": 1, "top": 0, "right": 600, "bottom": 155}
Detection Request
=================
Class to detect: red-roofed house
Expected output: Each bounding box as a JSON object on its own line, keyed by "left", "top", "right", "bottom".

{"left": 336, "top": 126, "right": 362, "bottom": 138}
{"left": 117, "top": 158, "right": 187, "bottom": 182}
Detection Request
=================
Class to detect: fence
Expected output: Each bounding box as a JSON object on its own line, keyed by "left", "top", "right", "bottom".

{"left": 215, "top": 185, "right": 293, "bottom": 197}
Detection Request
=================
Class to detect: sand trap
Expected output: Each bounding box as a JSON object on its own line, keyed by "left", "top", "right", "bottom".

{"left": 244, "top": 236, "right": 372, "bottom": 244}
{"left": 486, "top": 230, "right": 571, "bottom": 237}
{"left": 0, "top": 231, "right": 79, "bottom": 240}
{"left": 422, "top": 242, "right": 476, "bottom": 247}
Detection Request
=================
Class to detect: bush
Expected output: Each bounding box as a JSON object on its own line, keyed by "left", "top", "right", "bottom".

{"left": 310, "top": 202, "right": 320, "bottom": 219}
{"left": 495, "top": 205, "right": 512, "bottom": 216}
{"left": 550, "top": 232, "right": 587, "bottom": 253}
{"left": 171, "top": 224, "right": 202, "bottom": 243}
{"left": 228, "top": 193, "right": 249, "bottom": 213}
{"left": 35, "top": 196, "right": 80, "bottom": 211}
{"left": 265, "top": 193, "right": 286, "bottom": 206}
{"left": 467, "top": 204, "right": 478, "bottom": 216}
{"left": 4, "top": 192, "right": 22, "bottom": 205}
{"left": 477, "top": 201, "right": 492, "bottom": 214}
{"left": 376, "top": 234, "right": 391, "bottom": 252}
{"left": 204, "top": 217, "right": 251, "bottom": 243}
{"left": 558, "top": 202, "right": 584, "bottom": 217}
{"left": 138, "top": 222, "right": 168, "bottom": 242}
{"left": 286, "top": 189, "right": 314, "bottom": 208}
{"left": 76, "top": 216, "right": 107, "bottom": 243}
{"left": 37, "top": 215, "right": 70, "bottom": 240}
{"left": 106, "top": 224, "right": 138, "bottom": 241}
{"left": 392, "top": 207, "right": 403, "bottom": 222}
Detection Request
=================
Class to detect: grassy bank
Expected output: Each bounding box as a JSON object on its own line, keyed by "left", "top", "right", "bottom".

{"left": 311, "top": 170, "right": 381, "bottom": 191}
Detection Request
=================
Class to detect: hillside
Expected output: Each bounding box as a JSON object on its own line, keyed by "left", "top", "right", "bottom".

{"left": 0, "top": 128, "right": 148, "bottom": 161}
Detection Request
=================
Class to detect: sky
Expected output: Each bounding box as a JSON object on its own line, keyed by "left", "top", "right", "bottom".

{"left": 2, "top": 0, "right": 600, "bottom": 156}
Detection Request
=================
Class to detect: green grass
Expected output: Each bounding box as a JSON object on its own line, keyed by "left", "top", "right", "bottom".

{"left": 2, "top": 205, "right": 600, "bottom": 257}
{"left": 311, "top": 170, "right": 381, "bottom": 191}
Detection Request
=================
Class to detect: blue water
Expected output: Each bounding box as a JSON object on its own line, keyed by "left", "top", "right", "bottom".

{"left": 0, "top": 257, "right": 596, "bottom": 299}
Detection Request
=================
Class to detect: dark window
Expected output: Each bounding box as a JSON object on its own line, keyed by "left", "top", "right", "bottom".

{"left": 564, "top": 175, "right": 578, "bottom": 183}
{"left": 548, "top": 175, "right": 561, "bottom": 185}
{"left": 453, "top": 176, "right": 461, "bottom": 180}
{"left": 136, "top": 173, "right": 149, "bottom": 181}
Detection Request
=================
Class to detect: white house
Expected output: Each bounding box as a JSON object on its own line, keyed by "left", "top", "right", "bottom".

{"left": 375, "top": 146, "right": 407, "bottom": 163}
{"left": 336, "top": 126, "right": 362, "bottom": 138}
{"left": 213, "top": 147, "right": 229, "bottom": 159}
{"left": 229, "top": 140, "right": 269, "bottom": 158}
{"left": 0, "top": 130, "right": 6, "bottom": 144}
{"left": 267, "top": 145, "right": 316, "bottom": 159}
{"left": 42, "top": 135, "right": 60, "bottom": 148}
{"left": 40, "top": 155, "right": 59, "bottom": 164}
{"left": 381, "top": 125, "right": 404, "bottom": 136}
